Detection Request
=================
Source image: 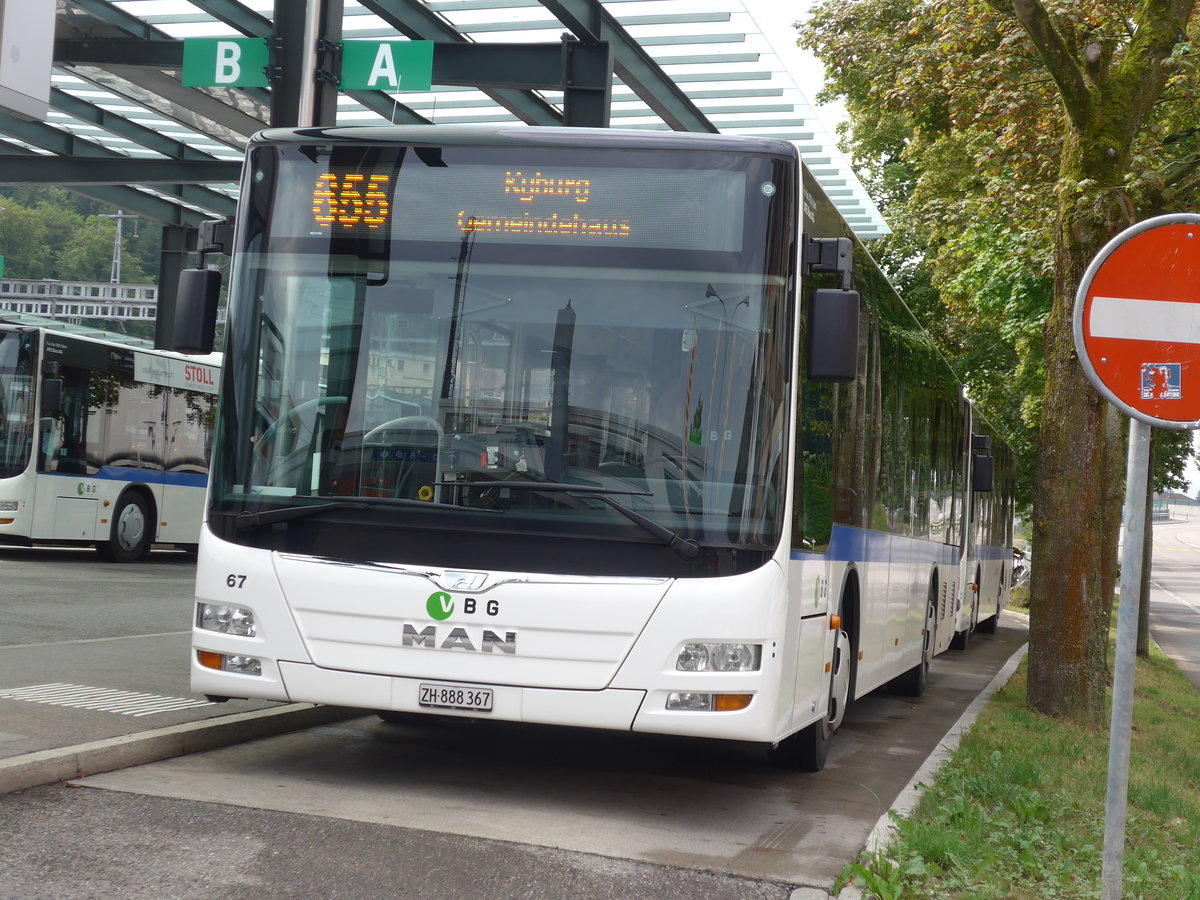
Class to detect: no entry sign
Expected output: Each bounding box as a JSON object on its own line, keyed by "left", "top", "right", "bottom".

{"left": 1074, "top": 213, "right": 1200, "bottom": 429}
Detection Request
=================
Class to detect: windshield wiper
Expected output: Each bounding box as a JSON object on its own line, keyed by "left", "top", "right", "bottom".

{"left": 216, "top": 496, "right": 497, "bottom": 532}
{"left": 455, "top": 480, "right": 701, "bottom": 560}
{"left": 212, "top": 501, "right": 367, "bottom": 532}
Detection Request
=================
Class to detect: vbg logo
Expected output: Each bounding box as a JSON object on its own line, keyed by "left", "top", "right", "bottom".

{"left": 426, "top": 591, "right": 454, "bottom": 621}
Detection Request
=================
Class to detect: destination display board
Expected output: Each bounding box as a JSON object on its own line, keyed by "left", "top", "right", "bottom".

{"left": 267, "top": 145, "right": 756, "bottom": 254}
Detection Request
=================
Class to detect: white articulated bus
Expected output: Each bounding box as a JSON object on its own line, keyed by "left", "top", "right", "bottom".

{"left": 170, "top": 126, "right": 1014, "bottom": 770}
{"left": 0, "top": 315, "right": 219, "bottom": 560}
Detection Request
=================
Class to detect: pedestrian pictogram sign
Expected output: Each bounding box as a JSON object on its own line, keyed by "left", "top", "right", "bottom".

{"left": 1074, "top": 213, "right": 1200, "bottom": 429}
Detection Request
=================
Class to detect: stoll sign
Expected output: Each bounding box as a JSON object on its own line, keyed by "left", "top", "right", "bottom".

{"left": 1073, "top": 213, "right": 1200, "bottom": 429}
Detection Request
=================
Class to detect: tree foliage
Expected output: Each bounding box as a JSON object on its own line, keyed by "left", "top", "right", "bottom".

{"left": 801, "top": 0, "right": 1200, "bottom": 724}
{"left": 0, "top": 187, "right": 159, "bottom": 284}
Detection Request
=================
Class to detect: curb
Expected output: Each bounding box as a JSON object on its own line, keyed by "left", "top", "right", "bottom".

{"left": 802, "top": 613, "right": 1032, "bottom": 899}
{"left": 0, "top": 703, "right": 367, "bottom": 796}
{"left": 861, "top": 635, "right": 1029, "bottom": 857}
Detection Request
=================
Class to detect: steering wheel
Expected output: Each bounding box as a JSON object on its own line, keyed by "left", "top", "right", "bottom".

{"left": 363, "top": 415, "right": 444, "bottom": 443}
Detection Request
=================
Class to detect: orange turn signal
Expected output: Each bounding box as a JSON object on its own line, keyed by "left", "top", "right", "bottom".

{"left": 197, "top": 650, "right": 224, "bottom": 670}
{"left": 714, "top": 693, "right": 753, "bottom": 712}
{"left": 830, "top": 614, "right": 842, "bottom": 630}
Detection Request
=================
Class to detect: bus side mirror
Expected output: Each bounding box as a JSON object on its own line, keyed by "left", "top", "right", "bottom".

{"left": 40, "top": 361, "right": 62, "bottom": 413}
{"left": 808, "top": 289, "right": 860, "bottom": 382}
{"left": 40, "top": 378, "right": 63, "bottom": 413}
{"left": 973, "top": 455, "right": 994, "bottom": 492}
{"left": 163, "top": 267, "right": 221, "bottom": 355}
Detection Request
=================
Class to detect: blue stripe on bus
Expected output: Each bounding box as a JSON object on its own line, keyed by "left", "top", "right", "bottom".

{"left": 42, "top": 467, "right": 208, "bottom": 488}
{"left": 973, "top": 544, "right": 1013, "bottom": 561}
{"left": 793, "top": 524, "right": 962, "bottom": 567}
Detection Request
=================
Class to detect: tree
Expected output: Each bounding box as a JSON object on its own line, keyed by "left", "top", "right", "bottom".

{"left": 0, "top": 203, "right": 51, "bottom": 279}
{"left": 0, "top": 188, "right": 160, "bottom": 284}
{"left": 802, "top": 0, "right": 1200, "bottom": 724}
{"left": 56, "top": 215, "right": 147, "bottom": 284}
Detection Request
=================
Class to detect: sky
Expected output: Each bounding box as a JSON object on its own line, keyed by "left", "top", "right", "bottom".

{"left": 739, "top": 0, "right": 848, "bottom": 133}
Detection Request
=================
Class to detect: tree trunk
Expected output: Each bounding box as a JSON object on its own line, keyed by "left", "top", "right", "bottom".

{"left": 1026, "top": 128, "right": 1130, "bottom": 726}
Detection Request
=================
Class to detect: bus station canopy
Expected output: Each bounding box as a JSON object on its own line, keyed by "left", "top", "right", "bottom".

{"left": 0, "top": 0, "right": 888, "bottom": 238}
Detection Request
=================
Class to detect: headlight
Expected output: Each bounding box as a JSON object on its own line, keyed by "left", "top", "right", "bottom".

{"left": 666, "top": 692, "right": 752, "bottom": 711}
{"left": 0, "top": 500, "right": 18, "bottom": 511}
{"left": 197, "top": 650, "right": 262, "bottom": 676}
{"left": 675, "top": 642, "right": 761, "bottom": 672}
{"left": 197, "top": 603, "right": 257, "bottom": 637}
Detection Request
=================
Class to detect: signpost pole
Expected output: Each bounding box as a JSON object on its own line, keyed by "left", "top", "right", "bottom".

{"left": 1074, "top": 214, "right": 1200, "bottom": 899}
{"left": 1100, "top": 417, "right": 1151, "bottom": 899}
{"left": 296, "top": 0, "right": 323, "bottom": 127}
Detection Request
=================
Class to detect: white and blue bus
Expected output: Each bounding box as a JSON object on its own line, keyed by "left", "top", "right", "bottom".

{"left": 170, "top": 126, "right": 1014, "bottom": 769}
{"left": 0, "top": 315, "right": 219, "bottom": 560}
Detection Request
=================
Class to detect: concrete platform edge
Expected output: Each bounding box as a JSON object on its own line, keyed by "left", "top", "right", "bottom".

{"left": 0, "top": 704, "right": 367, "bottom": 796}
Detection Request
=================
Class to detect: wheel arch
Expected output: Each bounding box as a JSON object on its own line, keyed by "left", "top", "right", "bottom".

{"left": 837, "top": 564, "right": 861, "bottom": 701}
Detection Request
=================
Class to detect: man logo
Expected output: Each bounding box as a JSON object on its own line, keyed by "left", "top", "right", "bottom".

{"left": 402, "top": 624, "right": 517, "bottom": 654}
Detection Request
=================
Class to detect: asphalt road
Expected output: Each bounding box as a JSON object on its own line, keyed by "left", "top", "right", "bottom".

{"left": 1148, "top": 507, "right": 1200, "bottom": 690}
{"left": 0, "top": 546, "right": 288, "bottom": 758}
{"left": 0, "top": 543, "right": 1032, "bottom": 897}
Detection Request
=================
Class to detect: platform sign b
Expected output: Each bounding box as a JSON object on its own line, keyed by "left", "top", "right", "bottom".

{"left": 182, "top": 38, "right": 270, "bottom": 88}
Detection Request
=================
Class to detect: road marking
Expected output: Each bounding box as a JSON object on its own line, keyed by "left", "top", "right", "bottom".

{"left": 1151, "top": 582, "right": 1200, "bottom": 615}
{"left": 0, "top": 631, "right": 189, "bottom": 651}
{"left": 0, "top": 683, "right": 214, "bottom": 717}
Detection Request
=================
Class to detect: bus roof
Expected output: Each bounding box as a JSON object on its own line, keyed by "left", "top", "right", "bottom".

{"left": 0, "top": 312, "right": 220, "bottom": 367}
{"left": 250, "top": 124, "right": 801, "bottom": 159}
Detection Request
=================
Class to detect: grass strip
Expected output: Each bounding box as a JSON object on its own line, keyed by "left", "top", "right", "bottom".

{"left": 836, "top": 641, "right": 1200, "bottom": 899}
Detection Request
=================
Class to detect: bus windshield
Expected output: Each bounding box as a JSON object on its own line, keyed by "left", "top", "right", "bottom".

{"left": 211, "top": 139, "right": 795, "bottom": 575}
{"left": 0, "top": 329, "right": 35, "bottom": 479}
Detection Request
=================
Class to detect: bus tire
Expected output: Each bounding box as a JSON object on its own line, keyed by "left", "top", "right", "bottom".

{"left": 769, "top": 602, "right": 852, "bottom": 772}
{"left": 950, "top": 625, "right": 971, "bottom": 651}
{"left": 99, "top": 492, "right": 152, "bottom": 562}
{"left": 892, "top": 579, "right": 936, "bottom": 696}
{"left": 976, "top": 581, "right": 1002, "bottom": 634}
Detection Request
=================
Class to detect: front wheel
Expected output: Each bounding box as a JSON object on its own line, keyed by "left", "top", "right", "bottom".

{"left": 98, "top": 493, "right": 151, "bottom": 562}
{"left": 770, "top": 616, "right": 852, "bottom": 772}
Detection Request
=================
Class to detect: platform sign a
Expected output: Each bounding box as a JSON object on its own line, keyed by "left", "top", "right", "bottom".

{"left": 340, "top": 41, "right": 433, "bottom": 91}
{"left": 1073, "top": 213, "right": 1200, "bottom": 429}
